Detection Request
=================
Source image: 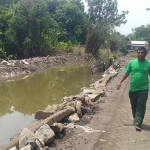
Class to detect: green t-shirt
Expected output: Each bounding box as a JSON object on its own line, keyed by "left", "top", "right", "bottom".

{"left": 125, "top": 59, "right": 150, "bottom": 91}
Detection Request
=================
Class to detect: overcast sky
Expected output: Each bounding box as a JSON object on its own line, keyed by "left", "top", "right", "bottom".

{"left": 115, "top": 0, "right": 150, "bottom": 35}
{"left": 82, "top": 0, "right": 150, "bottom": 35}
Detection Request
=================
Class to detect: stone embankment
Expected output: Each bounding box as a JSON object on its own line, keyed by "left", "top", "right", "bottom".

{"left": 0, "top": 62, "right": 120, "bottom": 150}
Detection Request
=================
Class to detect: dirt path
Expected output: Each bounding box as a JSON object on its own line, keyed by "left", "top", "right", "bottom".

{"left": 49, "top": 54, "right": 150, "bottom": 150}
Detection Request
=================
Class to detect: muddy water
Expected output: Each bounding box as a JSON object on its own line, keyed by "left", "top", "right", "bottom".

{"left": 0, "top": 64, "right": 102, "bottom": 146}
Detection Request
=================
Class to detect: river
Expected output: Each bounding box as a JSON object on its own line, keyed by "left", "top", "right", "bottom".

{"left": 0, "top": 64, "right": 102, "bottom": 147}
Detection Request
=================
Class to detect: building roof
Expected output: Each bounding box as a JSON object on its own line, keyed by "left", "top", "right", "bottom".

{"left": 131, "top": 41, "right": 148, "bottom": 44}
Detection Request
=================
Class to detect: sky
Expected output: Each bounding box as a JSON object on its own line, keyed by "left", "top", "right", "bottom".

{"left": 82, "top": 0, "right": 150, "bottom": 35}
{"left": 116, "top": 0, "right": 150, "bottom": 35}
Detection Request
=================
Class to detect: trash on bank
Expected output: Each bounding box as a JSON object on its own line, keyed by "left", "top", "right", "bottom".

{"left": 76, "top": 125, "right": 101, "bottom": 133}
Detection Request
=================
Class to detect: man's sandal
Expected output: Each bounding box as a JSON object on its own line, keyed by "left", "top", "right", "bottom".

{"left": 135, "top": 126, "right": 141, "bottom": 132}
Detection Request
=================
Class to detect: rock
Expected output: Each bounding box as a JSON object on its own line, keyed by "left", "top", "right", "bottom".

{"left": 64, "top": 106, "right": 75, "bottom": 112}
{"left": 35, "top": 110, "right": 53, "bottom": 120}
{"left": 19, "top": 128, "right": 36, "bottom": 149}
{"left": 35, "top": 124, "right": 55, "bottom": 145}
{"left": 68, "top": 113, "right": 80, "bottom": 122}
{"left": 83, "top": 89, "right": 96, "bottom": 94}
{"left": 22, "top": 60, "right": 29, "bottom": 65}
{"left": 84, "top": 97, "right": 93, "bottom": 106}
{"left": 50, "top": 123, "right": 64, "bottom": 133}
{"left": 20, "top": 144, "right": 32, "bottom": 150}
{"left": 86, "top": 94, "right": 101, "bottom": 102}
{"left": 1, "top": 60, "right": 7, "bottom": 65}
{"left": 44, "top": 146, "right": 50, "bottom": 150}
{"left": 8, "top": 147, "right": 17, "bottom": 150}
{"left": 76, "top": 101, "right": 82, "bottom": 118}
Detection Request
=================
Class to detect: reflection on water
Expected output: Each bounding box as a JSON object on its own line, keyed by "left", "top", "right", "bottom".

{"left": 0, "top": 64, "right": 102, "bottom": 146}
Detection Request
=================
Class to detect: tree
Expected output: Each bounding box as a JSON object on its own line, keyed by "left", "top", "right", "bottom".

{"left": 7, "top": 0, "right": 58, "bottom": 58}
{"left": 0, "top": 0, "right": 19, "bottom": 5}
{"left": 109, "top": 31, "right": 127, "bottom": 52}
{"left": 128, "top": 25, "right": 150, "bottom": 43}
{"left": 87, "top": 0, "right": 128, "bottom": 26}
{"left": 0, "top": 5, "right": 14, "bottom": 56}
{"left": 69, "top": 0, "right": 85, "bottom": 11}
{"left": 53, "top": 2, "right": 88, "bottom": 44}
{"left": 85, "top": 0, "right": 129, "bottom": 57}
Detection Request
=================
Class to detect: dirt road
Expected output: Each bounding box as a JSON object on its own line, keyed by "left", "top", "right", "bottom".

{"left": 49, "top": 54, "right": 150, "bottom": 150}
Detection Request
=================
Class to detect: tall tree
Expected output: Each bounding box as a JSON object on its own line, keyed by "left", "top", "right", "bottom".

{"left": 87, "top": 0, "right": 128, "bottom": 26}
{"left": 85, "top": 0, "right": 129, "bottom": 57}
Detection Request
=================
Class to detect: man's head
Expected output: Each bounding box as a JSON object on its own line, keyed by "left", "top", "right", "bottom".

{"left": 137, "top": 47, "right": 147, "bottom": 61}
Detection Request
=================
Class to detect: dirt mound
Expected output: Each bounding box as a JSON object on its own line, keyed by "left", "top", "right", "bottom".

{"left": 0, "top": 54, "right": 87, "bottom": 81}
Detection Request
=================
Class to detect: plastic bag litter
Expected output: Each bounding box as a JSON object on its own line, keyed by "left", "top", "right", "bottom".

{"left": 76, "top": 125, "right": 101, "bottom": 133}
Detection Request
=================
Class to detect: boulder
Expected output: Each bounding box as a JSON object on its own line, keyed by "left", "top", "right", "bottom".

{"left": 35, "top": 124, "right": 55, "bottom": 145}
{"left": 35, "top": 111, "right": 53, "bottom": 120}
{"left": 19, "top": 128, "right": 36, "bottom": 150}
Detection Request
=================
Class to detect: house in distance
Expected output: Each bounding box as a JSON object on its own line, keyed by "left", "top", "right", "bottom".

{"left": 127, "top": 41, "right": 149, "bottom": 52}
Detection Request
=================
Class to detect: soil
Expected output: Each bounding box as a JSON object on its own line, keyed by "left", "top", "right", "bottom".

{"left": 0, "top": 54, "right": 88, "bottom": 82}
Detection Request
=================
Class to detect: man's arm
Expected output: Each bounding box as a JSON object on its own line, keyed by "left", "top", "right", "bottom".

{"left": 117, "top": 74, "right": 129, "bottom": 90}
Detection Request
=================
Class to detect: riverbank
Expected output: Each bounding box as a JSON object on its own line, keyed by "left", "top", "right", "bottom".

{"left": 1, "top": 52, "right": 144, "bottom": 150}
{"left": 48, "top": 53, "right": 150, "bottom": 150}
{"left": 0, "top": 54, "right": 88, "bottom": 82}
{"left": 48, "top": 55, "right": 129, "bottom": 150}
{"left": 0, "top": 52, "right": 126, "bottom": 149}
{"left": 0, "top": 57, "right": 120, "bottom": 150}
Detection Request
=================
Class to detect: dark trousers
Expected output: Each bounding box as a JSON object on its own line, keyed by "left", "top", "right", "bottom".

{"left": 129, "top": 90, "right": 148, "bottom": 127}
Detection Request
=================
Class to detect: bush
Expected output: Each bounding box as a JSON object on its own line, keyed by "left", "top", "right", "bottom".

{"left": 57, "top": 41, "right": 73, "bottom": 53}
{"left": 0, "top": 49, "right": 7, "bottom": 60}
{"left": 109, "top": 54, "right": 114, "bottom": 65}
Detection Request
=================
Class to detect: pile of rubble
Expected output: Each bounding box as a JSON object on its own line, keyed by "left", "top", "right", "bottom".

{"left": 0, "top": 54, "right": 86, "bottom": 81}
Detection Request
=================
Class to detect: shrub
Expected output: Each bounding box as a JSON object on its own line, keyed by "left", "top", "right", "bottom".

{"left": 57, "top": 41, "right": 73, "bottom": 53}
{"left": 0, "top": 49, "right": 7, "bottom": 60}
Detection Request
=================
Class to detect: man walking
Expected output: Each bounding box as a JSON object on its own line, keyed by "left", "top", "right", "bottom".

{"left": 117, "top": 47, "right": 150, "bottom": 131}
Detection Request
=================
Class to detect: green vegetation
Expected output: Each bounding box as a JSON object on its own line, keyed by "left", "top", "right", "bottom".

{"left": 0, "top": 0, "right": 129, "bottom": 60}
{"left": 127, "top": 24, "right": 150, "bottom": 44}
